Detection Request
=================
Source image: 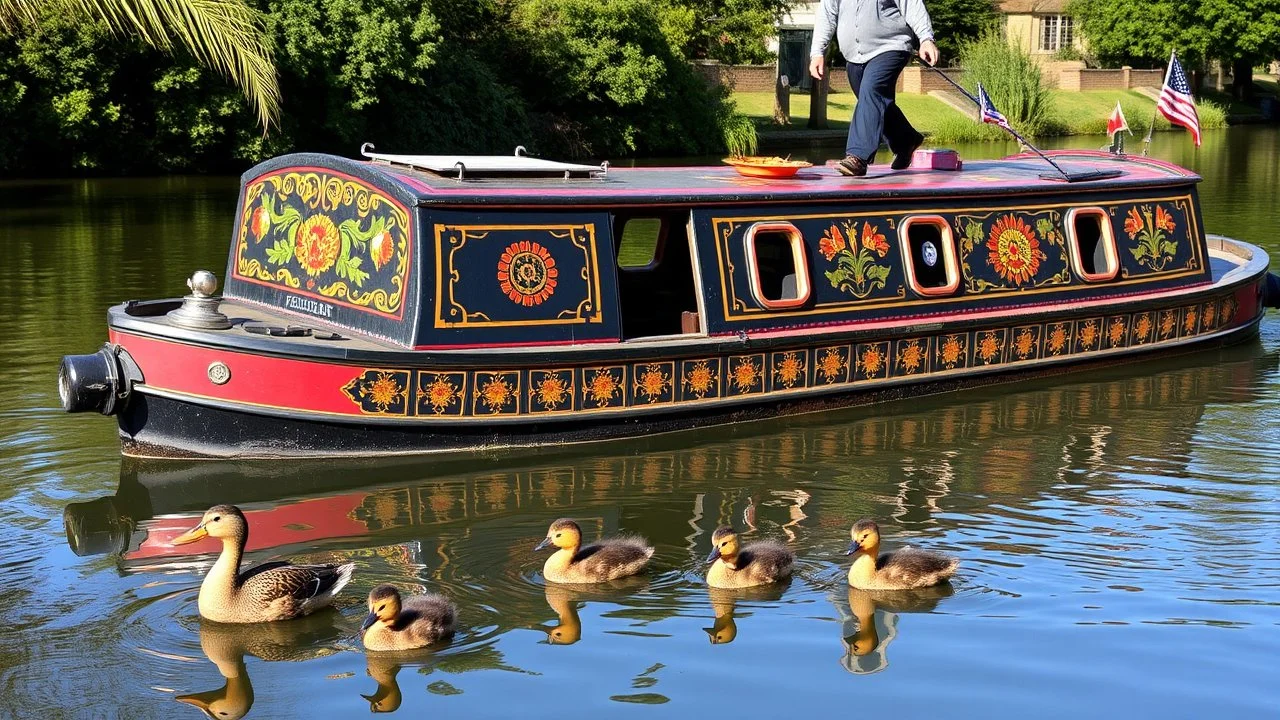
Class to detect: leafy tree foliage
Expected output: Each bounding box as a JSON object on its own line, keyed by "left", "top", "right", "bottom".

{"left": 666, "top": 0, "right": 791, "bottom": 64}
{"left": 0, "top": 0, "right": 756, "bottom": 174}
{"left": 926, "top": 0, "right": 998, "bottom": 63}
{"left": 1071, "top": 0, "right": 1280, "bottom": 97}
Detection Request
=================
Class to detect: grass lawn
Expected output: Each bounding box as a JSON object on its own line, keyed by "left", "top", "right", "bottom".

{"left": 734, "top": 87, "right": 1237, "bottom": 142}
{"left": 732, "top": 90, "right": 963, "bottom": 136}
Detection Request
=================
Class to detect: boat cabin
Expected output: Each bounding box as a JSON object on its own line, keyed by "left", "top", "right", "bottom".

{"left": 224, "top": 149, "right": 1210, "bottom": 350}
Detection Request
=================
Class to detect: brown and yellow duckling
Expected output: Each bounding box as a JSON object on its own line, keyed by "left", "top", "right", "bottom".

{"left": 845, "top": 519, "right": 958, "bottom": 591}
{"left": 705, "top": 526, "right": 794, "bottom": 589}
{"left": 361, "top": 584, "right": 457, "bottom": 651}
{"left": 535, "top": 519, "right": 654, "bottom": 584}
{"left": 173, "top": 504, "right": 355, "bottom": 623}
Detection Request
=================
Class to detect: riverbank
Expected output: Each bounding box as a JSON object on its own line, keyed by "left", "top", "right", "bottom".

{"left": 738, "top": 86, "right": 1267, "bottom": 147}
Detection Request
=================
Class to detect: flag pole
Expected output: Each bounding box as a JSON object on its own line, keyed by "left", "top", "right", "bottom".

{"left": 1142, "top": 49, "right": 1175, "bottom": 157}
{"left": 914, "top": 58, "right": 1072, "bottom": 181}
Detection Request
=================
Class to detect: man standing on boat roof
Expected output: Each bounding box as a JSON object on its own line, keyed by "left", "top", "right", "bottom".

{"left": 808, "top": 0, "right": 939, "bottom": 178}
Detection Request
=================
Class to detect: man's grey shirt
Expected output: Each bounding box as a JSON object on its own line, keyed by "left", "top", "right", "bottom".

{"left": 809, "top": 0, "right": 935, "bottom": 64}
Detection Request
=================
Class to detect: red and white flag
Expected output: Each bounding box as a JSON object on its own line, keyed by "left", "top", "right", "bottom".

{"left": 1157, "top": 51, "right": 1201, "bottom": 146}
{"left": 1107, "top": 101, "right": 1129, "bottom": 138}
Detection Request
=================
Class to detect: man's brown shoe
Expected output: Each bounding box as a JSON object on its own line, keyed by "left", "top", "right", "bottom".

{"left": 836, "top": 155, "right": 867, "bottom": 177}
{"left": 891, "top": 133, "right": 925, "bottom": 170}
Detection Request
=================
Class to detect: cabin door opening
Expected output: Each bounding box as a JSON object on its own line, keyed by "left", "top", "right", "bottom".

{"left": 614, "top": 212, "right": 700, "bottom": 339}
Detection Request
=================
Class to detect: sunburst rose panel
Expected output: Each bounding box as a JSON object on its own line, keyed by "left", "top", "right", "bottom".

{"left": 471, "top": 371, "right": 521, "bottom": 415}
{"left": 415, "top": 371, "right": 466, "bottom": 416}
{"left": 580, "top": 366, "right": 626, "bottom": 409}
{"left": 728, "top": 355, "right": 766, "bottom": 396}
{"left": 342, "top": 369, "right": 411, "bottom": 416}
{"left": 632, "top": 362, "right": 676, "bottom": 405}
{"left": 529, "top": 369, "right": 576, "bottom": 413}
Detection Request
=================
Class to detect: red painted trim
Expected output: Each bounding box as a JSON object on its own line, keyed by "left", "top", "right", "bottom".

{"left": 229, "top": 166, "right": 414, "bottom": 322}
{"left": 112, "top": 330, "right": 376, "bottom": 416}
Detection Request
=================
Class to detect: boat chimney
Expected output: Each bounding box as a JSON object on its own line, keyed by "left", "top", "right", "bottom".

{"left": 166, "top": 270, "right": 232, "bottom": 330}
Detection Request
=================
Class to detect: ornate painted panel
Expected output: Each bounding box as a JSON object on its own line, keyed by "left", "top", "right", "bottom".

{"left": 956, "top": 210, "right": 1071, "bottom": 293}
{"left": 434, "top": 222, "right": 605, "bottom": 328}
{"left": 233, "top": 169, "right": 412, "bottom": 319}
{"left": 694, "top": 193, "right": 1208, "bottom": 335}
{"left": 332, "top": 288, "right": 1251, "bottom": 420}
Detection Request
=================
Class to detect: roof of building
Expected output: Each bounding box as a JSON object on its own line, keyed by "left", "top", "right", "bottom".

{"left": 999, "top": 0, "right": 1071, "bottom": 13}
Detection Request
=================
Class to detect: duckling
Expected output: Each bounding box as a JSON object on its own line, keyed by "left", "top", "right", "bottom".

{"left": 845, "top": 519, "right": 958, "bottom": 590}
{"left": 361, "top": 584, "right": 457, "bottom": 651}
{"left": 705, "top": 526, "right": 794, "bottom": 589}
{"left": 172, "top": 504, "right": 355, "bottom": 623}
{"left": 535, "top": 519, "right": 654, "bottom": 584}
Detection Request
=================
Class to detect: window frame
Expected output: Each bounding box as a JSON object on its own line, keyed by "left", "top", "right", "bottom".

{"left": 744, "top": 221, "right": 811, "bottom": 310}
{"left": 614, "top": 216, "right": 669, "bottom": 271}
{"left": 1065, "top": 207, "right": 1120, "bottom": 282}
{"left": 899, "top": 215, "right": 960, "bottom": 297}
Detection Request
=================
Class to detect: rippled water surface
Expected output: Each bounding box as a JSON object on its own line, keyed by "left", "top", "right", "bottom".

{"left": 2, "top": 129, "right": 1280, "bottom": 718}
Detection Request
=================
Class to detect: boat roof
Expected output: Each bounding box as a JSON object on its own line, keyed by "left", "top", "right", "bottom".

{"left": 254, "top": 150, "right": 1200, "bottom": 209}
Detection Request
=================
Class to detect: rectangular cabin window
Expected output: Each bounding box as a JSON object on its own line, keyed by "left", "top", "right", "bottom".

{"left": 745, "top": 222, "right": 811, "bottom": 310}
{"left": 613, "top": 213, "right": 700, "bottom": 338}
{"left": 900, "top": 216, "right": 959, "bottom": 296}
{"left": 1067, "top": 208, "right": 1119, "bottom": 282}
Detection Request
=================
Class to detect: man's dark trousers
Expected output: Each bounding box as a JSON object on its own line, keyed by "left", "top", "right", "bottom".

{"left": 844, "top": 50, "right": 922, "bottom": 163}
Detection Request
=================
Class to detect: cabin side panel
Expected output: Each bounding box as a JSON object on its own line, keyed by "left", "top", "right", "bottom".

{"left": 225, "top": 165, "right": 419, "bottom": 345}
{"left": 417, "top": 209, "right": 621, "bottom": 346}
{"left": 693, "top": 186, "right": 1210, "bottom": 335}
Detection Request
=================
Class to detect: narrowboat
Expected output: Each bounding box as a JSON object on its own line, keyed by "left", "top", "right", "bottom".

{"left": 58, "top": 146, "right": 1280, "bottom": 459}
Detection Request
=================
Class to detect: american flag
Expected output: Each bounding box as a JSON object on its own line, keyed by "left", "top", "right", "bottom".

{"left": 1157, "top": 52, "right": 1201, "bottom": 146}
{"left": 977, "top": 83, "right": 1011, "bottom": 131}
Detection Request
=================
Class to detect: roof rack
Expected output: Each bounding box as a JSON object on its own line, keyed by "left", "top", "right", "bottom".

{"left": 360, "top": 144, "right": 608, "bottom": 180}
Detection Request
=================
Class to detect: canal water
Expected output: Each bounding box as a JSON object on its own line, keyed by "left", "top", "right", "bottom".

{"left": 2, "top": 128, "right": 1278, "bottom": 718}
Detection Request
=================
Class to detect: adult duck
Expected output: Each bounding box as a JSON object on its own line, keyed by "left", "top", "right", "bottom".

{"left": 173, "top": 504, "right": 355, "bottom": 623}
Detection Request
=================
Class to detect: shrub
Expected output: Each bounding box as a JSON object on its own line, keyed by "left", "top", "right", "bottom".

{"left": 958, "top": 28, "right": 1051, "bottom": 135}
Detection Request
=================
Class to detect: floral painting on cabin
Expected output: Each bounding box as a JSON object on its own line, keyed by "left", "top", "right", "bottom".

{"left": 958, "top": 211, "right": 1070, "bottom": 293}
{"left": 234, "top": 170, "right": 411, "bottom": 318}
{"left": 1124, "top": 204, "right": 1179, "bottom": 271}
{"left": 820, "top": 221, "right": 893, "bottom": 299}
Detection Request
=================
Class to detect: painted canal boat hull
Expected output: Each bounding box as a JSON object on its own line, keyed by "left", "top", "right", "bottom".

{"left": 57, "top": 150, "right": 1278, "bottom": 458}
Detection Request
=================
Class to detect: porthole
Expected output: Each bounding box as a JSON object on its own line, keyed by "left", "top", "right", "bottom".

{"left": 744, "top": 222, "right": 811, "bottom": 310}
{"left": 1066, "top": 207, "right": 1119, "bottom": 282}
{"left": 899, "top": 216, "right": 959, "bottom": 297}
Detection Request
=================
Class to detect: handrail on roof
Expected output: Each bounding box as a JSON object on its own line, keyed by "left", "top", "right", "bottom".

{"left": 359, "top": 143, "right": 608, "bottom": 180}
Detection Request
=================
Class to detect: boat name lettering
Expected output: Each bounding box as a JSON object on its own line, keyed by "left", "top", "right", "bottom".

{"left": 285, "top": 295, "right": 334, "bottom": 318}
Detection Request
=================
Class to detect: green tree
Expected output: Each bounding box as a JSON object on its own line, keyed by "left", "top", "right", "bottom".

{"left": 1071, "top": 0, "right": 1280, "bottom": 100}
{"left": 927, "top": 0, "right": 998, "bottom": 62}
{"left": 665, "top": 0, "right": 791, "bottom": 64}
{"left": 0, "top": 0, "right": 280, "bottom": 130}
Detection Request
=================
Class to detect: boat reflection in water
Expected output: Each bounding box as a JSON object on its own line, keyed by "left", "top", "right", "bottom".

{"left": 176, "top": 613, "right": 344, "bottom": 719}
{"left": 838, "top": 585, "right": 954, "bottom": 675}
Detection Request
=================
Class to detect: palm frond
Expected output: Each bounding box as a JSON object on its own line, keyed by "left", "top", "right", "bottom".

{"left": 0, "top": 0, "right": 280, "bottom": 131}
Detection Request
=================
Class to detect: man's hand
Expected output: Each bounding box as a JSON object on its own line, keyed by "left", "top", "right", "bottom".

{"left": 809, "top": 55, "right": 825, "bottom": 80}
{"left": 919, "top": 39, "right": 940, "bottom": 66}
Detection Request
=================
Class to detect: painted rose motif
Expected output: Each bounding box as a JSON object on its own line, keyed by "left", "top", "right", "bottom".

{"left": 1124, "top": 207, "right": 1143, "bottom": 237}
{"left": 371, "top": 229, "right": 394, "bottom": 271}
{"left": 822, "top": 221, "right": 892, "bottom": 299}
{"left": 819, "top": 224, "right": 847, "bottom": 261}
{"left": 1126, "top": 204, "right": 1179, "bottom": 271}
{"left": 250, "top": 205, "right": 270, "bottom": 240}
{"left": 294, "top": 214, "right": 341, "bottom": 276}
{"left": 860, "top": 222, "right": 890, "bottom": 257}
{"left": 986, "top": 214, "right": 1045, "bottom": 285}
{"left": 498, "top": 241, "right": 558, "bottom": 306}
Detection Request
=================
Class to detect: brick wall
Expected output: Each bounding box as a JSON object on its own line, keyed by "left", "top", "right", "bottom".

{"left": 1058, "top": 66, "right": 1165, "bottom": 91}
{"left": 899, "top": 66, "right": 963, "bottom": 94}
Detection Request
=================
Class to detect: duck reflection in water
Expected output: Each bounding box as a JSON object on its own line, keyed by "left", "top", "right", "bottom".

{"left": 840, "top": 585, "right": 953, "bottom": 674}
{"left": 540, "top": 577, "right": 650, "bottom": 645}
{"left": 176, "top": 613, "right": 342, "bottom": 718}
{"left": 703, "top": 584, "right": 788, "bottom": 645}
{"left": 362, "top": 656, "right": 405, "bottom": 713}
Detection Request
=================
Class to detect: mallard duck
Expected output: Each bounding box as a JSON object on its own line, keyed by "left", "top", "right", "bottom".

{"left": 705, "top": 526, "right": 794, "bottom": 589}
{"left": 535, "top": 518, "right": 654, "bottom": 584}
{"left": 172, "top": 504, "right": 355, "bottom": 623}
{"left": 361, "top": 584, "right": 457, "bottom": 651}
{"left": 845, "top": 519, "right": 958, "bottom": 590}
